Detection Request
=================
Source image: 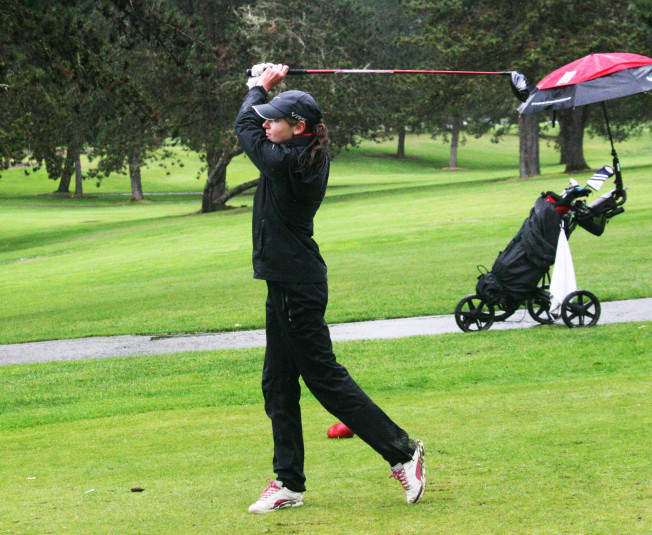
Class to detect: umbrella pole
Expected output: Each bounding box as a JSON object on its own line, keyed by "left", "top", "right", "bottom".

{"left": 601, "top": 102, "right": 624, "bottom": 195}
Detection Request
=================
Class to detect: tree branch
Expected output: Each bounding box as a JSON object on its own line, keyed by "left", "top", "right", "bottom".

{"left": 214, "top": 175, "right": 260, "bottom": 206}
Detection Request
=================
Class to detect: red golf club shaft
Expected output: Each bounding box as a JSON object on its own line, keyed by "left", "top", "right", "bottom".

{"left": 243, "top": 67, "right": 530, "bottom": 102}
{"left": 291, "top": 69, "right": 510, "bottom": 75}
{"left": 247, "top": 68, "right": 512, "bottom": 76}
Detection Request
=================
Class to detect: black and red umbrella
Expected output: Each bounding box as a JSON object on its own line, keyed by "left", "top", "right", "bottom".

{"left": 518, "top": 53, "right": 652, "bottom": 113}
{"left": 518, "top": 52, "right": 652, "bottom": 196}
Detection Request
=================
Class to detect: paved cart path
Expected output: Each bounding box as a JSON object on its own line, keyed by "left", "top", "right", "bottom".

{"left": 1, "top": 298, "right": 650, "bottom": 366}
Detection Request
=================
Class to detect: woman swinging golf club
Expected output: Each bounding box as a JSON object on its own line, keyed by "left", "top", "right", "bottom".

{"left": 235, "top": 63, "right": 426, "bottom": 514}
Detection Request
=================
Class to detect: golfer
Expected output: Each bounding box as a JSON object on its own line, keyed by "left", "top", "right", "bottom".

{"left": 235, "top": 63, "right": 425, "bottom": 514}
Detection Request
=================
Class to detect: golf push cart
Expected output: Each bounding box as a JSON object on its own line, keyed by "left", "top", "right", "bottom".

{"left": 454, "top": 164, "right": 627, "bottom": 332}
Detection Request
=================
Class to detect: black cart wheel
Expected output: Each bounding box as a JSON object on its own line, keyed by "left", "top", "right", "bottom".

{"left": 527, "top": 290, "right": 555, "bottom": 325}
{"left": 561, "top": 290, "right": 601, "bottom": 328}
{"left": 455, "top": 294, "right": 495, "bottom": 332}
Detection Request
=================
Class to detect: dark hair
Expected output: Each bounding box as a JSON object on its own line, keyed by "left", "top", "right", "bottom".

{"left": 298, "top": 122, "right": 330, "bottom": 172}
{"left": 285, "top": 118, "right": 330, "bottom": 173}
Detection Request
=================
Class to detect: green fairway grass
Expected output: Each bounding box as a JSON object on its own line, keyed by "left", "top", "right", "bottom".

{"left": 1, "top": 131, "right": 650, "bottom": 344}
{"left": 0, "top": 323, "right": 649, "bottom": 534}
{"left": 1, "top": 130, "right": 650, "bottom": 533}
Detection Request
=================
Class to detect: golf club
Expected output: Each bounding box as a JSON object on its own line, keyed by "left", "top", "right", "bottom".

{"left": 245, "top": 68, "right": 530, "bottom": 102}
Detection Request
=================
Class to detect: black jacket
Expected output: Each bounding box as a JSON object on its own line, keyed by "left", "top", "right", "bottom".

{"left": 235, "top": 86, "right": 329, "bottom": 283}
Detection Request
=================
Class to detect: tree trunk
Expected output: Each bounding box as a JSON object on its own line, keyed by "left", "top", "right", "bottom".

{"left": 449, "top": 118, "right": 461, "bottom": 168}
{"left": 558, "top": 114, "right": 568, "bottom": 165}
{"left": 57, "top": 143, "right": 76, "bottom": 193}
{"left": 202, "top": 148, "right": 228, "bottom": 213}
{"left": 519, "top": 113, "right": 540, "bottom": 178}
{"left": 201, "top": 146, "right": 244, "bottom": 213}
{"left": 558, "top": 107, "right": 590, "bottom": 172}
{"left": 129, "top": 151, "right": 144, "bottom": 201}
{"left": 396, "top": 124, "right": 406, "bottom": 158}
{"left": 74, "top": 152, "right": 83, "bottom": 196}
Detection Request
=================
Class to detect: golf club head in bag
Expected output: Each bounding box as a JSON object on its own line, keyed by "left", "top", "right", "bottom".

{"left": 557, "top": 166, "right": 614, "bottom": 204}
{"left": 586, "top": 165, "right": 615, "bottom": 192}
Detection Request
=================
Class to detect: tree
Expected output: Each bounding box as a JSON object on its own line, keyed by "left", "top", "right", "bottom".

{"left": 156, "top": 0, "right": 400, "bottom": 210}
{"left": 357, "top": 0, "right": 430, "bottom": 158}
{"left": 237, "top": 0, "right": 392, "bottom": 151}
{"left": 402, "top": 0, "right": 652, "bottom": 176}
{"left": 81, "top": 32, "right": 171, "bottom": 201}
{"left": 402, "top": 0, "right": 532, "bottom": 170}
{"left": 0, "top": 0, "right": 159, "bottom": 195}
{"left": 2, "top": 0, "right": 262, "bottom": 207}
{"left": 519, "top": 114, "right": 540, "bottom": 177}
{"left": 527, "top": 0, "right": 652, "bottom": 172}
{"left": 110, "top": 0, "right": 252, "bottom": 212}
{"left": 0, "top": 1, "right": 93, "bottom": 188}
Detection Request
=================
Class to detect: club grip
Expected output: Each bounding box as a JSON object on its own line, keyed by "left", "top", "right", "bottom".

{"left": 246, "top": 68, "right": 307, "bottom": 76}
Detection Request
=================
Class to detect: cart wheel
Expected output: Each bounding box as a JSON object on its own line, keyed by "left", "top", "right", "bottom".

{"left": 493, "top": 303, "right": 517, "bottom": 321}
{"left": 527, "top": 290, "right": 555, "bottom": 324}
{"left": 455, "top": 294, "right": 495, "bottom": 332}
{"left": 561, "top": 290, "right": 601, "bottom": 328}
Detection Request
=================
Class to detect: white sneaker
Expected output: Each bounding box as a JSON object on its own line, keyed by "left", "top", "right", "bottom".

{"left": 390, "top": 439, "right": 426, "bottom": 503}
{"left": 248, "top": 480, "right": 304, "bottom": 514}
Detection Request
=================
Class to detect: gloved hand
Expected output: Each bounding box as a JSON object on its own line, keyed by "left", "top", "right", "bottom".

{"left": 247, "top": 63, "right": 274, "bottom": 89}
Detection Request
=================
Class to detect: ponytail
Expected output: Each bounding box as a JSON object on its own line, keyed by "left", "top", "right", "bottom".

{"left": 297, "top": 122, "right": 330, "bottom": 173}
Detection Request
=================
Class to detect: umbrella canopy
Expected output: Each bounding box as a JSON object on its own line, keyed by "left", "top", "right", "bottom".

{"left": 518, "top": 53, "right": 652, "bottom": 114}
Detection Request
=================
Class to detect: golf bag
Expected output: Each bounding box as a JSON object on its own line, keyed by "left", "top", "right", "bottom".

{"left": 476, "top": 196, "right": 561, "bottom": 308}
{"left": 456, "top": 164, "right": 626, "bottom": 332}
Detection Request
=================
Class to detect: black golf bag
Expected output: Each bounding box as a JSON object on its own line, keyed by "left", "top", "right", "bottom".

{"left": 475, "top": 196, "right": 561, "bottom": 309}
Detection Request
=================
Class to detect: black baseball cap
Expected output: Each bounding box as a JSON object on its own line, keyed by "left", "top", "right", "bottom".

{"left": 253, "top": 90, "right": 323, "bottom": 128}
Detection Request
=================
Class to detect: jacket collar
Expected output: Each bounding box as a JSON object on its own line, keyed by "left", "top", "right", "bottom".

{"left": 283, "top": 134, "right": 313, "bottom": 148}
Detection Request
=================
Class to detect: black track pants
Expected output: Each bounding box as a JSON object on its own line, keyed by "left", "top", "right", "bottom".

{"left": 262, "top": 280, "right": 413, "bottom": 493}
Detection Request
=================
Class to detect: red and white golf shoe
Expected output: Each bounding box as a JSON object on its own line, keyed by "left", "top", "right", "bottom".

{"left": 390, "top": 439, "right": 426, "bottom": 504}
{"left": 248, "top": 480, "right": 304, "bottom": 514}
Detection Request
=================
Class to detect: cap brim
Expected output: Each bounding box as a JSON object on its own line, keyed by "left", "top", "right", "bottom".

{"left": 253, "top": 103, "right": 286, "bottom": 120}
